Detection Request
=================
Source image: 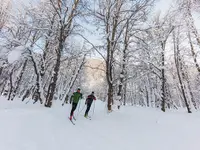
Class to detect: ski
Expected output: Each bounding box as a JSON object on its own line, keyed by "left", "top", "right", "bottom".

{"left": 73, "top": 116, "right": 76, "bottom": 121}
{"left": 85, "top": 116, "right": 92, "bottom": 120}
{"left": 68, "top": 117, "right": 75, "bottom": 125}
{"left": 88, "top": 116, "right": 92, "bottom": 119}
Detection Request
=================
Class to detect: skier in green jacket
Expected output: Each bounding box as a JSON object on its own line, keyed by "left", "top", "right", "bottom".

{"left": 69, "top": 88, "right": 82, "bottom": 120}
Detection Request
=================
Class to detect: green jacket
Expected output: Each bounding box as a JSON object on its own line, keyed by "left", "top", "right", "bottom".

{"left": 70, "top": 92, "right": 82, "bottom": 104}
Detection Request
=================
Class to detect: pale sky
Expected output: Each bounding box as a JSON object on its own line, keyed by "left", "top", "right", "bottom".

{"left": 9, "top": 0, "right": 200, "bottom": 46}
{"left": 155, "top": 0, "right": 173, "bottom": 14}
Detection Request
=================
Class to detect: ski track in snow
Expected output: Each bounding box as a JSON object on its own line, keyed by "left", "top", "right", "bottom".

{"left": 0, "top": 98, "right": 199, "bottom": 150}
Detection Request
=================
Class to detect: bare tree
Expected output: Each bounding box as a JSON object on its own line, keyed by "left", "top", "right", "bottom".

{"left": 176, "top": 0, "right": 200, "bottom": 73}
{"left": 10, "top": 59, "right": 27, "bottom": 101}
{"left": 152, "top": 13, "right": 175, "bottom": 112}
{"left": 45, "top": 0, "right": 81, "bottom": 107}
{"left": 93, "top": 0, "right": 155, "bottom": 111}
{"left": 173, "top": 28, "right": 192, "bottom": 113}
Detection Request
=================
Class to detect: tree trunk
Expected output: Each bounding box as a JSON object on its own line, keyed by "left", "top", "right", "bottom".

{"left": 22, "top": 89, "right": 30, "bottom": 101}
{"left": 161, "top": 43, "right": 166, "bottom": 112}
{"left": 145, "top": 85, "right": 149, "bottom": 107}
{"left": 176, "top": 67, "right": 191, "bottom": 113}
{"left": 186, "top": 77, "right": 197, "bottom": 109}
{"left": 0, "top": 67, "right": 3, "bottom": 76}
{"left": 0, "top": 79, "right": 7, "bottom": 95}
{"left": 10, "top": 59, "right": 27, "bottom": 101}
{"left": 179, "top": 63, "right": 192, "bottom": 113}
{"left": 116, "top": 19, "right": 129, "bottom": 107}
{"left": 29, "top": 50, "right": 43, "bottom": 104}
{"left": 187, "top": 30, "right": 200, "bottom": 72}
{"left": 173, "top": 30, "right": 192, "bottom": 113}
{"left": 7, "top": 67, "right": 15, "bottom": 101}
{"left": 107, "top": 83, "right": 113, "bottom": 111}
{"left": 123, "top": 82, "right": 127, "bottom": 105}
{"left": 45, "top": 47, "right": 61, "bottom": 107}
{"left": 106, "top": 38, "right": 114, "bottom": 111}
{"left": 182, "top": 61, "right": 197, "bottom": 109}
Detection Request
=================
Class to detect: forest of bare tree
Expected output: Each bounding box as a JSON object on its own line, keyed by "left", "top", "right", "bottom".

{"left": 0, "top": 0, "right": 200, "bottom": 113}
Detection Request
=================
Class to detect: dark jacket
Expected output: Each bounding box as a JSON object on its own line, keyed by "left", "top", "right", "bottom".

{"left": 85, "top": 94, "right": 96, "bottom": 104}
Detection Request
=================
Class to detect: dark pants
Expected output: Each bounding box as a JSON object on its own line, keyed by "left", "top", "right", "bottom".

{"left": 70, "top": 102, "right": 78, "bottom": 117}
{"left": 85, "top": 103, "right": 92, "bottom": 116}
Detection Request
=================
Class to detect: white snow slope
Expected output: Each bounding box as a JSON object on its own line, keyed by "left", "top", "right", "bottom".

{"left": 0, "top": 97, "right": 199, "bottom": 150}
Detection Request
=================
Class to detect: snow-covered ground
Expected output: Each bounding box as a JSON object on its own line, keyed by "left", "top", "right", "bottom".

{"left": 0, "top": 97, "right": 199, "bottom": 150}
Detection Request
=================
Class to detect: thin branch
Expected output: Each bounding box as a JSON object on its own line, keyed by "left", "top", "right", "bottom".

{"left": 75, "top": 33, "right": 106, "bottom": 61}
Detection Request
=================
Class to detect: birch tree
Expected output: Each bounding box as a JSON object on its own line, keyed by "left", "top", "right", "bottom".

{"left": 173, "top": 28, "right": 192, "bottom": 113}
{"left": 93, "top": 0, "right": 155, "bottom": 111}
{"left": 44, "top": 0, "right": 82, "bottom": 107}
{"left": 151, "top": 13, "right": 175, "bottom": 112}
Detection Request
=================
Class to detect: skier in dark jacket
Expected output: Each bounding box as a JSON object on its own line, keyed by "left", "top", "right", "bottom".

{"left": 84, "top": 91, "right": 96, "bottom": 118}
{"left": 69, "top": 88, "right": 82, "bottom": 120}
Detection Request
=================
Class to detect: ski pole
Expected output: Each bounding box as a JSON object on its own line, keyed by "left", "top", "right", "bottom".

{"left": 74, "top": 98, "right": 81, "bottom": 119}
{"left": 77, "top": 103, "right": 86, "bottom": 117}
{"left": 91, "top": 100, "right": 96, "bottom": 117}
